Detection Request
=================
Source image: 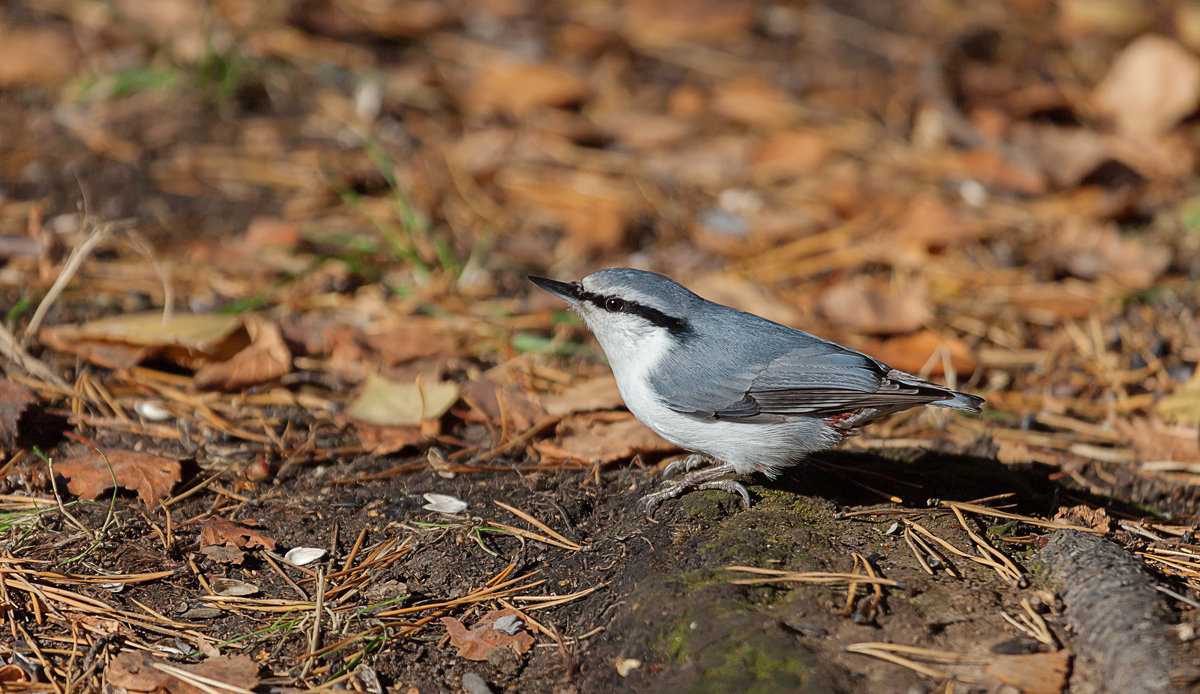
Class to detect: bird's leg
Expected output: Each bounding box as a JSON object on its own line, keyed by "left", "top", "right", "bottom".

{"left": 639, "top": 460, "right": 750, "bottom": 513}
{"left": 662, "top": 453, "right": 710, "bottom": 478}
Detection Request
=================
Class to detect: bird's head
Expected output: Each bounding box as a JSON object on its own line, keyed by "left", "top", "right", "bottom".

{"left": 529, "top": 268, "right": 698, "bottom": 364}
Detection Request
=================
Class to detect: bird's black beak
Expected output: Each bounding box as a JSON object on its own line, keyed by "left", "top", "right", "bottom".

{"left": 528, "top": 275, "right": 583, "bottom": 302}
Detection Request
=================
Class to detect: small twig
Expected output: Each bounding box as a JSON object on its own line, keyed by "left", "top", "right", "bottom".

{"left": 22, "top": 220, "right": 116, "bottom": 343}
{"left": 300, "top": 569, "right": 326, "bottom": 679}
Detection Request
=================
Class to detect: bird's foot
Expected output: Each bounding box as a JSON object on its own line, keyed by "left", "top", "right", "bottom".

{"left": 662, "top": 453, "right": 711, "bottom": 478}
{"left": 639, "top": 461, "right": 750, "bottom": 515}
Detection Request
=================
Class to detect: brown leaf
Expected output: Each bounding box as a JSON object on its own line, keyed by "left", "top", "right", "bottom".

{"left": 621, "top": 0, "right": 754, "bottom": 49}
{"left": 1117, "top": 417, "right": 1200, "bottom": 463}
{"left": 108, "top": 652, "right": 258, "bottom": 694}
{"left": 0, "top": 25, "right": 81, "bottom": 87}
{"left": 442, "top": 608, "right": 535, "bottom": 662}
{"left": 540, "top": 376, "right": 624, "bottom": 417}
{"left": 892, "top": 193, "right": 971, "bottom": 253}
{"left": 984, "top": 650, "right": 1071, "bottom": 694}
{"left": 199, "top": 544, "right": 246, "bottom": 565}
{"left": 0, "top": 663, "right": 27, "bottom": 684}
{"left": 1005, "top": 282, "right": 1102, "bottom": 321}
{"left": 194, "top": 317, "right": 291, "bottom": 390}
{"left": 348, "top": 420, "right": 430, "bottom": 455}
{"left": 463, "top": 379, "right": 547, "bottom": 431}
{"left": 1052, "top": 505, "right": 1112, "bottom": 533}
{"left": 816, "top": 279, "right": 931, "bottom": 336}
{"left": 0, "top": 378, "right": 37, "bottom": 447}
{"left": 199, "top": 516, "right": 277, "bottom": 552}
{"left": 346, "top": 374, "right": 460, "bottom": 426}
{"left": 711, "top": 77, "right": 797, "bottom": 129}
{"left": 866, "top": 330, "right": 979, "bottom": 377}
{"left": 497, "top": 169, "right": 632, "bottom": 252}
{"left": 242, "top": 217, "right": 301, "bottom": 251}
{"left": 363, "top": 321, "right": 456, "bottom": 365}
{"left": 750, "top": 129, "right": 832, "bottom": 183}
{"left": 1049, "top": 221, "right": 1171, "bottom": 289}
{"left": 55, "top": 449, "right": 181, "bottom": 507}
{"left": 591, "top": 111, "right": 693, "bottom": 151}
{"left": 1093, "top": 35, "right": 1200, "bottom": 139}
{"left": 466, "top": 63, "right": 587, "bottom": 118}
{"left": 40, "top": 312, "right": 246, "bottom": 370}
{"left": 534, "top": 412, "right": 677, "bottom": 464}
{"left": 933, "top": 148, "right": 1046, "bottom": 196}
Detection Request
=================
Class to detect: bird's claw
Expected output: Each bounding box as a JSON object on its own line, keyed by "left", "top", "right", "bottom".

{"left": 662, "top": 453, "right": 710, "bottom": 478}
{"left": 696, "top": 480, "right": 751, "bottom": 509}
{"left": 639, "top": 460, "right": 749, "bottom": 515}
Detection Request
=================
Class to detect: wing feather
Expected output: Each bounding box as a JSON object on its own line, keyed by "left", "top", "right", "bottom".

{"left": 649, "top": 313, "right": 961, "bottom": 421}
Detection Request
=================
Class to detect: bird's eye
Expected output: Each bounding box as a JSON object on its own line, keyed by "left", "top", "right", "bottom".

{"left": 604, "top": 297, "right": 625, "bottom": 312}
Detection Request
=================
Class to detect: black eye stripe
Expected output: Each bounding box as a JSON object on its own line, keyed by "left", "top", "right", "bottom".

{"left": 576, "top": 289, "right": 692, "bottom": 338}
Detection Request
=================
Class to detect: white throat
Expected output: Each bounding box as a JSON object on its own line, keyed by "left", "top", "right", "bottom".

{"left": 590, "top": 323, "right": 674, "bottom": 413}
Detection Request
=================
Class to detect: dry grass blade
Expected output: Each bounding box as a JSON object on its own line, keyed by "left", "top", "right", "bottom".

{"left": 726, "top": 566, "right": 899, "bottom": 587}
{"left": 846, "top": 642, "right": 984, "bottom": 681}
{"left": 939, "top": 501, "right": 1103, "bottom": 534}
{"left": 902, "top": 519, "right": 1017, "bottom": 580}
{"left": 947, "top": 505, "right": 1024, "bottom": 584}
{"left": 149, "top": 662, "right": 256, "bottom": 694}
{"left": 485, "top": 521, "right": 582, "bottom": 552}
{"left": 493, "top": 500, "right": 582, "bottom": 550}
{"left": 999, "top": 598, "right": 1058, "bottom": 648}
{"left": 511, "top": 583, "right": 605, "bottom": 610}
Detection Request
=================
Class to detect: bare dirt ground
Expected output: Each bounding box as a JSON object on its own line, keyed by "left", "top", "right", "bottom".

{"left": 2, "top": 1, "right": 1200, "bottom": 693}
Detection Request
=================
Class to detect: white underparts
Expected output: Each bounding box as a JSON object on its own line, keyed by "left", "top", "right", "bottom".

{"left": 587, "top": 314, "right": 844, "bottom": 477}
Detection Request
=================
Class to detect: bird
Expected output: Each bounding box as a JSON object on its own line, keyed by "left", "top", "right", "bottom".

{"left": 529, "top": 268, "right": 984, "bottom": 512}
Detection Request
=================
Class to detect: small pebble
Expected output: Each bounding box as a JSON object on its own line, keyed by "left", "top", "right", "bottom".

{"left": 461, "top": 672, "right": 492, "bottom": 694}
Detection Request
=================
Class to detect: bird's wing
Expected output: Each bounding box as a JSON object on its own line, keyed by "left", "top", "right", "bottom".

{"left": 650, "top": 328, "right": 953, "bottom": 422}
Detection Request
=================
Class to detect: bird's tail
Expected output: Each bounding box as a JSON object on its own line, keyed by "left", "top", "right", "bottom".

{"left": 886, "top": 369, "right": 985, "bottom": 413}
{"left": 929, "top": 391, "right": 985, "bottom": 413}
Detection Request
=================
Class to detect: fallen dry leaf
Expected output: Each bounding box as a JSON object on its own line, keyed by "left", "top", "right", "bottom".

{"left": 1049, "top": 221, "right": 1171, "bottom": 289}
{"left": 108, "top": 652, "right": 259, "bottom": 694}
{"left": 0, "top": 25, "right": 81, "bottom": 87}
{"left": 466, "top": 62, "right": 587, "bottom": 118}
{"left": 463, "top": 378, "right": 547, "bottom": 431}
{"left": 347, "top": 419, "right": 430, "bottom": 455}
{"left": 534, "top": 412, "right": 676, "bottom": 464}
{"left": 364, "top": 321, "right": 456, "bottom": 366}
{"left": 621, "top": 0, "right": 754, "bottom": 49}
{"left": 346, "top": 374, "right": 460, "bottom": 426}
{"left": 591, "top": 110, "right": 693, "bottom": 151}
{"left": 54, "top": 449, "right": 181, "bottom": 507}
{"left": 892, "top": 193, "right": 970, "bottom": 253}
{"left": 41, "top": 312, "right": 246, "bottom": 370}
{"left": 1093, "top": 35, "right": 1200, "bottom": 139}
{"left": 816, "top": 279, "right": 931, "bottom": 336}
{"left": 711, "top": 77, "right": 797, "bottom": 129}
{"left": 497, "top": 169, "right": 633, "bottom": 253}
{"left": 199, "top": 516, "right": 277, "bottom": 552}
{"left": 194, "top": 317, "right": 291, "bottom": 390}
{"left": 199, "top": 544, "right": 246, "bottom": 565}
{"left": 242, "top": 216, "right": 301, "bottom": 250}
{"left": 540, "top": 376, "right": 624, "bottom": 417}
{"left": 866, "top": 330, "right": 978, "bottom": 377}
{"left": 750, "top": 129, "right": 832, "bottom": 183}
{"left": 1053, "top": 505, "right": 1112, "bottom": 533}
{"left": 0, "top": 663, "right": 27, "bottom": 685}
{"left": 1117, "top": 417, "right": 1200, "bottom": 463}
{"left": 442, "top": 608, "right": 535, "bottom": 661}
{"left": 984, "top": 650, "right": 1071, "bottom": 694}
{"left": 0, "top": 378, "right": 37, "bottom": 447}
